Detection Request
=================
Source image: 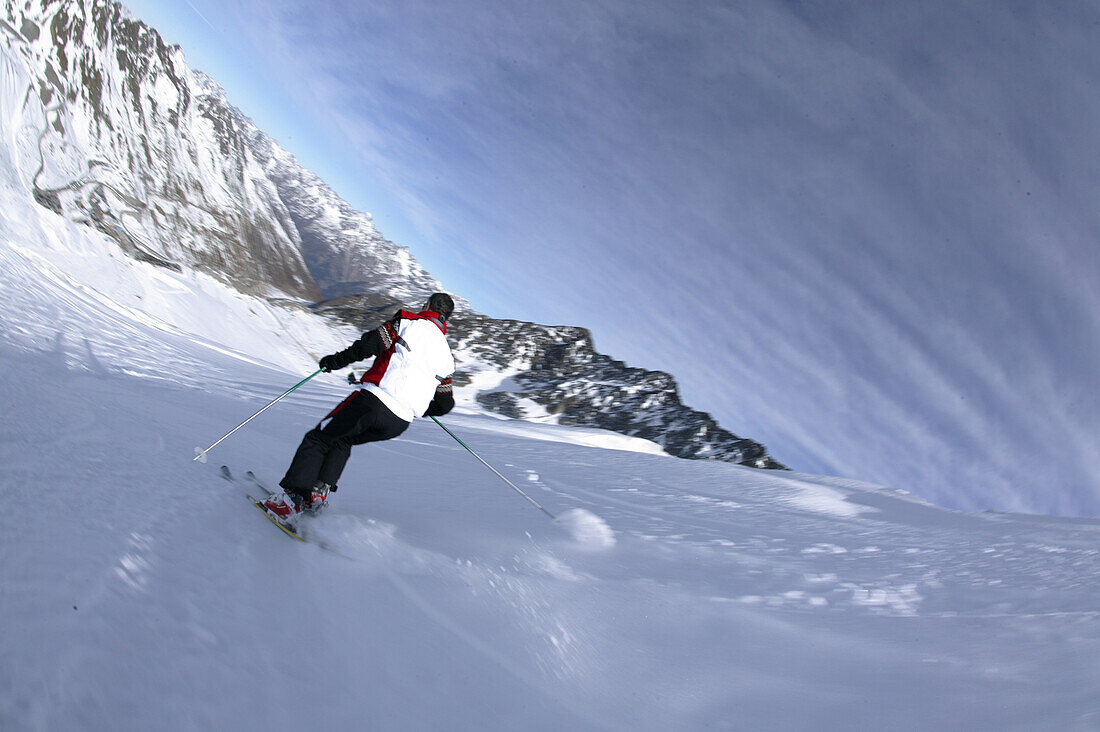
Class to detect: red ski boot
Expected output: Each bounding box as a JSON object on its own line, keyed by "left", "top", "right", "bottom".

{"left": 262, "top": 491, "right": 303, "bottom": 520}
{"left": 302, "top": 481, "right": 333, "bottom": 513}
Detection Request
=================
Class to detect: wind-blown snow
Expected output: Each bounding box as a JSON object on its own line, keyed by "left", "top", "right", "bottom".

{"left": 3, "top": 114, "right": 1100, "bottom": 731}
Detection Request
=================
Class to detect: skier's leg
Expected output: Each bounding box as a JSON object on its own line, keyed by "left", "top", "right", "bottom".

{"left": 279, "top": 428, "right": 349, "bottom": 493}
{"left": 279, "top": 393, "right": 373, "bottom": 493}
{"left": 317, "top": 391, "right": 409, "bottom": 486}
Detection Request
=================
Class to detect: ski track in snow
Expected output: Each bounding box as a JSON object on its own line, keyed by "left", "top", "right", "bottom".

{"left": 3, "top": 157, "right": 1100, "bottom": 729}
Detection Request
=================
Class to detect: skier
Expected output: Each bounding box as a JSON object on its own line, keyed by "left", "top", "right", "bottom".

{"left": 264, "top": 293, "right": 457, "bottom": 519}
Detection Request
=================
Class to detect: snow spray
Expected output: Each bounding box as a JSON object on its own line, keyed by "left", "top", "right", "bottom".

{"left": 556, "top": 509, "right": 616, "bottom": 550}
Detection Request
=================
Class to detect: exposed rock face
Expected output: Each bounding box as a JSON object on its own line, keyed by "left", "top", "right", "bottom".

{"left": 453, "top": 314, "right": 785, "bottom": 468}
{"left": 4, "top": 0, "right": 318, "bottom": 299}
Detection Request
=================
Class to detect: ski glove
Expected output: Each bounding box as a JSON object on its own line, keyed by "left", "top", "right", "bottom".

{"left": 319, "top": 354, "right": 342, "bottom": 372}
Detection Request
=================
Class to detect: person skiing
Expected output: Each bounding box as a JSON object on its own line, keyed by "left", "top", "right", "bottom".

{"left": 264, "top": 293, "right": 457, "bottom": 519}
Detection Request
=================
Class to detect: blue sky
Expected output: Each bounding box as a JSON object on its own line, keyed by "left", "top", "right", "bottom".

{"left": 124, "top": 0, "right": 1100, "bottom": 516}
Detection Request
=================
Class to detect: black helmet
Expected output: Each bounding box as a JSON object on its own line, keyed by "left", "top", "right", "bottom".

{"left": 425, "top": 292, "right": 455, "bottom": 322}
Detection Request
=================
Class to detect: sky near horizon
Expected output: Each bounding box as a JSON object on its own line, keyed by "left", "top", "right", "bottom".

{"left": 122, "top": 0, "right": 1100, "bottom": 517}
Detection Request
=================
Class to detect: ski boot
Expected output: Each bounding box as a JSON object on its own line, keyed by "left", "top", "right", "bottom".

{"left": 262, "top": 491, "right": 304, "bottom": 520}
{"left": 302, "top": 481, "right": 334, "bottom": 513}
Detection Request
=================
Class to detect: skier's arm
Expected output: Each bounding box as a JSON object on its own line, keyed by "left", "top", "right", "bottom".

{"left": 424, "top": 377, "right": 455, "bottom": 417}
{"left": 319, "top": 313, "right": 402, "bottom": 371}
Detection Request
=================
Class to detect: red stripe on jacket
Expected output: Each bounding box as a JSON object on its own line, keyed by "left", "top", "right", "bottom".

{"left": 360, "top": 310, "right": 447, "bottom": 387}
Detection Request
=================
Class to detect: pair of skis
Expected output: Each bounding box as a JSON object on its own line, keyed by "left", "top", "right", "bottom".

{"left": 220, "top": 465, "right": 305, "bottom": 542}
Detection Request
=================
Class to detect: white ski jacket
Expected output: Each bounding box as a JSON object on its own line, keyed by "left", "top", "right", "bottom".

{"left": 361, "top": 313, "right": 455, "bottom": 422}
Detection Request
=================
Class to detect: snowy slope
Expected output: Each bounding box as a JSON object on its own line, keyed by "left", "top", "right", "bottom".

{"left": 3, "top": 135, "right": 1100, "bottom": 732}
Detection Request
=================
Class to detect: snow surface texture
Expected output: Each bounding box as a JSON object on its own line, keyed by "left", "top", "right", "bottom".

{"left": 4, "top": 131, "right": 1100, "bottom": 731}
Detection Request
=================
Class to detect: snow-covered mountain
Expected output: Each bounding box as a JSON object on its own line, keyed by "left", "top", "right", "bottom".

{"left": 2, "top": 0, "right": 446, "bottom": 306}
{"left": 2, "top": 0, "right": 784, "bottom": 468}
{"left": 246, "top": 125, "right": 445, "bottom": 304}
{"left": 3, "top": 0, "right": 318, "bottom": 298}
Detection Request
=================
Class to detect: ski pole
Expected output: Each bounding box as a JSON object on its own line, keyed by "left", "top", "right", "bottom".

{"left": 193, "top": 368, "right": 324, "bottom": 463}
{"left": 431, "top": 416, "right": 557, "bottom": 520}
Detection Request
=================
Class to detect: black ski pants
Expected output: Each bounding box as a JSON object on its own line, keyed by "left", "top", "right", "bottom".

{"left": 280, "top": 389, "right": 409, "bottom": 495}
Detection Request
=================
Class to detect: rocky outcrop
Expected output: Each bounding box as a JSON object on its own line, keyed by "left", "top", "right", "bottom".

{"left": 317, "top": 300, "right": 786, "bottom": 469}
{"left": 453, "top": 314, "right": 785, "bottom": 468}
